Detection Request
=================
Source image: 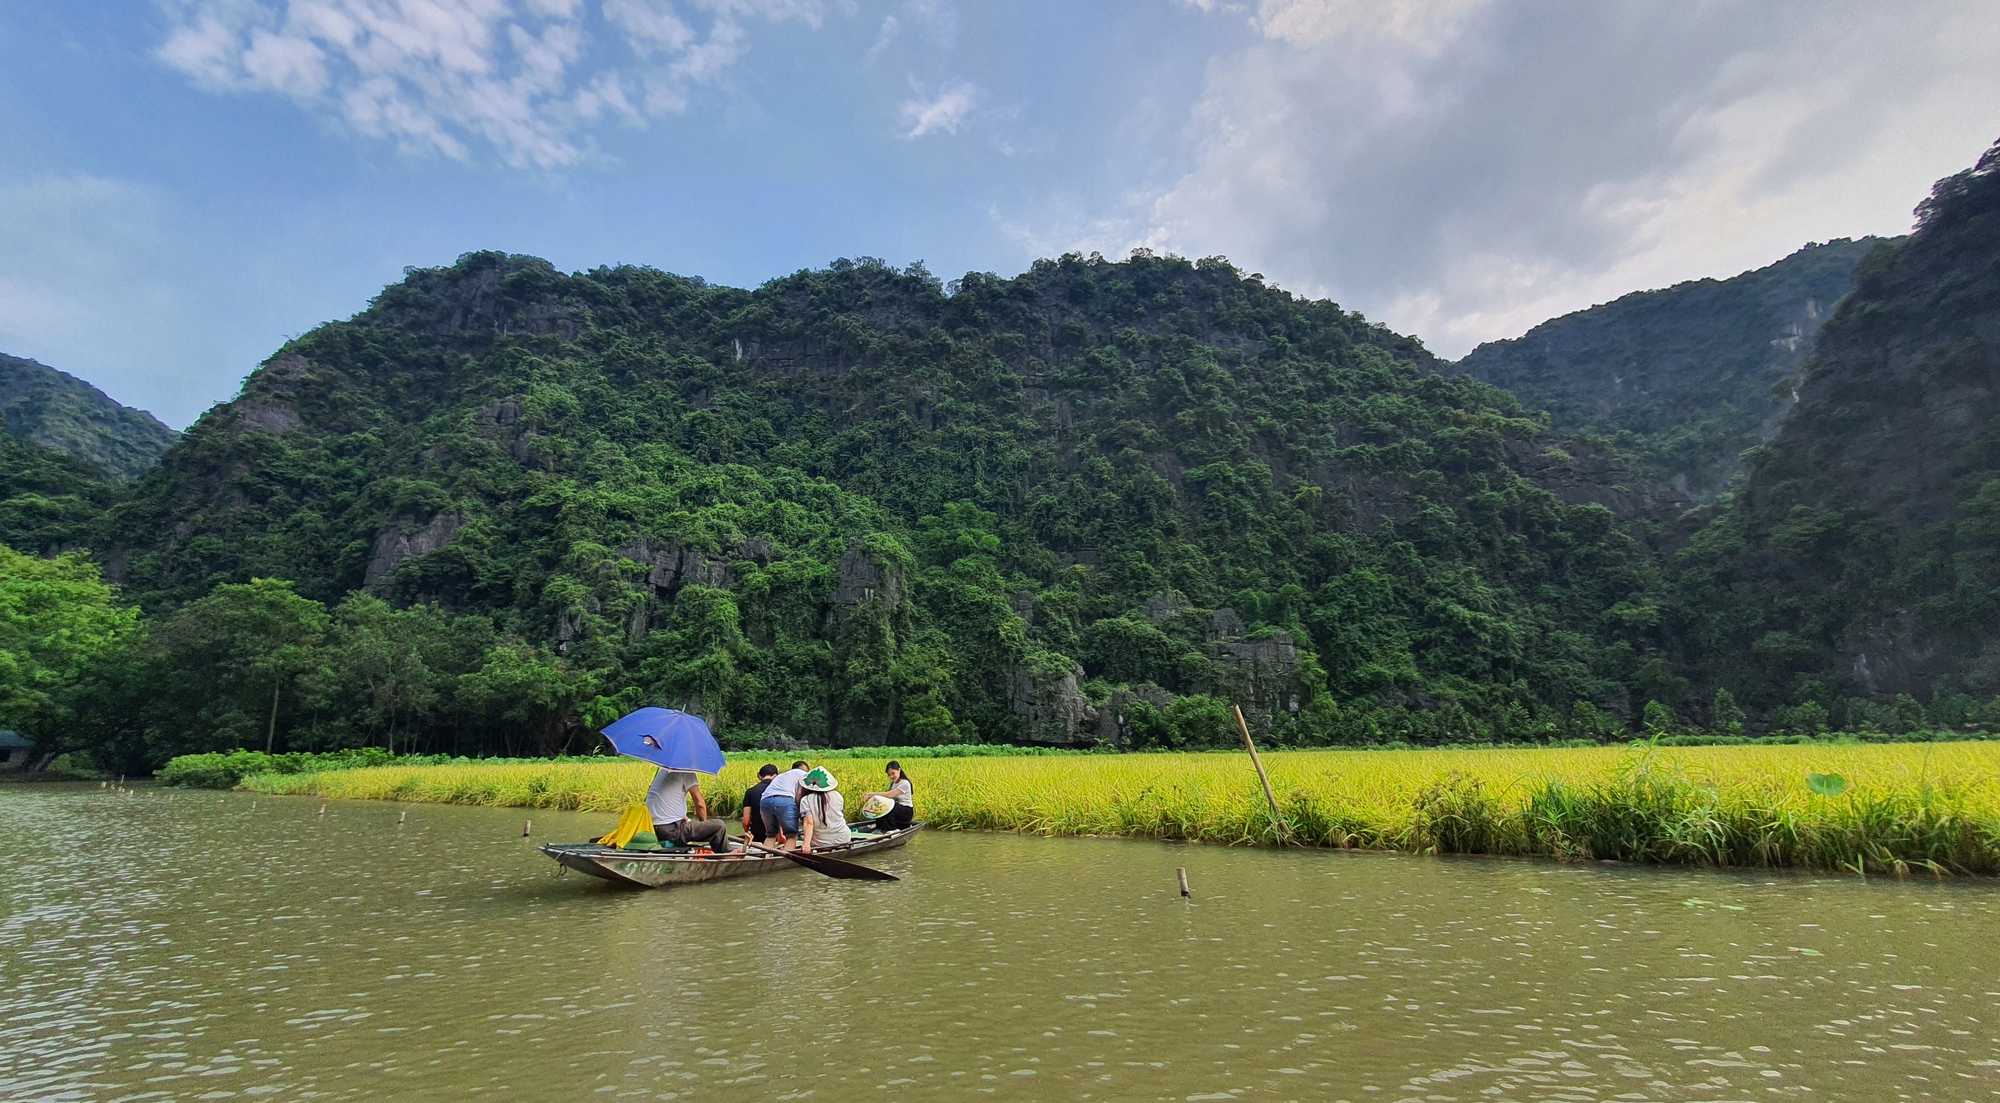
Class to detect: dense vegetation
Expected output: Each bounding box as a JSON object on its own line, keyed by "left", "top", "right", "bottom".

{"left": 4, "top": 247, "right": 1698, "bottom": 768}
{"left": 1457, "top": 239, "right": 1886, "bottom": 496}
{"left": 0, "top": 353, "right": 178, "bottom": 481}
{"left": 238, "top": 744, "right": 2000, "bottom": 874}
{"left": 3, "top": 141, "right": 1996, "bottom": 773}
{"left": 1665, "top": 138, "right": 2000, "bottom": 720}
{"left": 0, "top": 434, "right": 121, "bottom": 555}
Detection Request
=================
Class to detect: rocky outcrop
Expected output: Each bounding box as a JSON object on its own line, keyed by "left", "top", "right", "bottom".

{"left": 1208, "top": 607, "right": 1246, "bottom": 641}
{"left": 1008, "top": 658, "right": 1098, "bottom": 745}
{"left": 233, "top": 355, "right": 312, "bottom": 437}
{"left": 827, "top": 540, "right": 915, "bottom": 745}
{"left": 835, "top": 542, "right": 901, "bottom": 605}
{"left": 1142, "top": 591, "right": 1188, "bottom": 623}
{"left": 1206, "top": 630, "right": 1304, "bottom": 722}
{"left": 1504, "top": 437, "right": 1689, "bottom": 520}
{"left": 474, "top": 398, "right": 523, "bottom": 431}
{"left": 375, "top": 253, "right": 581, "bottom": 340}
{"left": 235, "top": 401, "right": 302, "bottom": 435}
{"left": 364, "top": 512, "right": 462, "bottom": 585}
{"left": 470, "top": 397, "right": 554, "bottom": 469}
{"left": 620, "top": 537, "right": 734, "bottom": 594}
{"left": 1095, "top": 682, "right": 1173, "bottom": 744}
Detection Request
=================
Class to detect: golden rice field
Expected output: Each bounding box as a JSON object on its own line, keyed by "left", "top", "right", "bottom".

{"left": 240, "top": 742, "right": 2000, "bottom": 874}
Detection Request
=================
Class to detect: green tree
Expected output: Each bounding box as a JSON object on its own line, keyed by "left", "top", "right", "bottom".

{"left": 148, "top": 578, "right": 331, "bottom": 752}
{"left": 458, "top": 641, "right": 596, "bottom": 756}
{"left": 1710, "top": 686, "right": 1746, "bottom": 735}
{"left": 0, "top": 545, "right": 137, "bottom": 753}
{"left": 313, "top": 595, "right": 448, "bottom": 754}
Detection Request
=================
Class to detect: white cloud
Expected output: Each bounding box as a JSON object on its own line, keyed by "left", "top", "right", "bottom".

{"left": 1252, "top": 0, "right": 1484, "bottom": 50}
{"left": 156, "top": 0, "right": 830, "bottom": 168}
{"left": 1030, "top": 0, "right": 2000, "bottom": 357}
{"left": 605, "top": 0, "right": 695, "bottom": 56}
{"left": 898, "top": 77, "right": 974, "bottom": 138}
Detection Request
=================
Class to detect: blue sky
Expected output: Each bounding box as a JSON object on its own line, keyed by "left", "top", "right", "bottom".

{"left": 4, "top": 1, "right": 1997, "bottom": 428}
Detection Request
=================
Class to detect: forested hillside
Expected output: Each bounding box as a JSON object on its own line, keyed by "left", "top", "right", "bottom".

{"left": 8, "top": 141, "right": 1997, "bottom": 771}
{"left": 0, "top": 353, "right": 178, "bottom": 481}
{"left": 1457, "top": 239, "right": 1886, "bottom": 496}
{"left": 9, "top": 249, "right": 1700, "bottom": 767}
{"left": 0, "top": 434, "right": 120, "bottom": 556}
{"left": 1669, "top": 138, "right": 2000, "bottom": 725}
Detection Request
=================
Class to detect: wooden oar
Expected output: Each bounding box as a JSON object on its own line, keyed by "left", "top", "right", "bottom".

{"left": 745, "top": 839, "right": 899, "bottom": 882}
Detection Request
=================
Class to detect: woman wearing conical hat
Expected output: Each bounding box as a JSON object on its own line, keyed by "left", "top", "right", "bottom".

{"left": 797, "top": 766, "right": 852, "bottom": 852}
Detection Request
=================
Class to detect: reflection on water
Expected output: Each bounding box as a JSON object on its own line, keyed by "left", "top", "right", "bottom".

{"left": 4, "top": 784, "right": 1999, "bottom": 1102}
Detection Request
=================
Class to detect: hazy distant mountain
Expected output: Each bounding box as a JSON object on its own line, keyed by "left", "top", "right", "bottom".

{"left": 1456, "top": 238, "right": 1891, "bottom": 497}
{"left": 0, "top": 353, "right": 177, "bottom": 481}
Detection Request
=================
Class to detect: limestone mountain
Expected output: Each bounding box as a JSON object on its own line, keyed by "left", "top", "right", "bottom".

{"left": 1670, "top": 137, "right": 2000, "bottom": 716}
{"left": 0, "top": 353, "right": 177, "bottom": 481}
{"left": 93, "top": 250, "right": 1675, "bottom": 748}
{"left": 1456, "top": 238, "right": 1890, "bottom": 496}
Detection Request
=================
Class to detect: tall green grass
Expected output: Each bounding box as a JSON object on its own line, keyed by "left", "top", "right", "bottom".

{"left": 239, "top": 742, "right": 2000, "bottom": 874}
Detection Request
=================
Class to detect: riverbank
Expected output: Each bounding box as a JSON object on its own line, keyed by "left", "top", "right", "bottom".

{"left": 236, "top": 742, "right": 2000, "bottom": 874}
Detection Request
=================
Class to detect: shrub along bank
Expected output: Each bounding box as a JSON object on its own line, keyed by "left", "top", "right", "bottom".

{"left": 234, "top": 742, "right": 2000, "bottom": 875}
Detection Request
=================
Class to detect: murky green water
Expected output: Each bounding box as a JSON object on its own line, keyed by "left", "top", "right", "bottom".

{"left": 4, "top": 785, "right": 2000, "bottom": 1102}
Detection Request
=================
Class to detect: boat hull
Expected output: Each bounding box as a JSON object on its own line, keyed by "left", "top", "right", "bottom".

{"left": 539, "top": 823, "right": 923, "bottom": 888}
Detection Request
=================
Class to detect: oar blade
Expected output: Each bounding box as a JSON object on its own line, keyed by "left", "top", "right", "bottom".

{"left": 749, "top": 841, "right": 900, "bottom": 881}
{"left": 791, "top": 851, "right": 900, "bottom": 881}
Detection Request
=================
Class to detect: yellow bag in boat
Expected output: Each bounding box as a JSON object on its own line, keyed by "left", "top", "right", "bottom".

{"left": 597, "top": 804, "right": 652, "bottom": 848}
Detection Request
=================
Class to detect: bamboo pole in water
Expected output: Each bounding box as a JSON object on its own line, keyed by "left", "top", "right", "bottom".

{"left": 1233, "top": 704, "right": 1289, "bottom": 845}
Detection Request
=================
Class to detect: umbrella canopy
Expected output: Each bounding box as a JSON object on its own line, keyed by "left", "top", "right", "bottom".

{"left": 600, "top": 708, "right": 726, "bottom": 775}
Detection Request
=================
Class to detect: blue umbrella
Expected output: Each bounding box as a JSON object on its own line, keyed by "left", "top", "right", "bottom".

{"left": 600, "top": 708, "right": 726, "bottom": 775}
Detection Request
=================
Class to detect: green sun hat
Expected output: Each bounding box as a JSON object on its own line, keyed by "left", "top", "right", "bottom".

{"left": 801, "top": 766, "right": 839, "bottom": 791}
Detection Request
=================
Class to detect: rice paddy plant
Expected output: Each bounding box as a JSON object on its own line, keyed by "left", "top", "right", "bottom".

{"left": 236, "top": 742, "right": 2000, "bottom": 874}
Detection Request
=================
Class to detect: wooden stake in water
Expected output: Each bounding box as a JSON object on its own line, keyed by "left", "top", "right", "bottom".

{"left": 398, "top": 810, "right": 407, "bottom": 824}
{"left": 319, "top": 804, "right": 327, "bottom": 816}
{"left": 523, "top": 820, "right": 532, "bottom": 838}
{"left": 1233, "top": 703, "right": 1289, "bottom": 845}
{"left": 1177, "top": 867, "right": 1192, "bottom": 899}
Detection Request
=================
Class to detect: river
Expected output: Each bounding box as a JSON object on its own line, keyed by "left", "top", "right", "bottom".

{"left": 3, "top": 784, "right": 1998, "bottom": 1102}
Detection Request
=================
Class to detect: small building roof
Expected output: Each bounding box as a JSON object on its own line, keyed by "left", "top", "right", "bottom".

{"left": 0, "top": 730, "right": 35, "bottom": 749}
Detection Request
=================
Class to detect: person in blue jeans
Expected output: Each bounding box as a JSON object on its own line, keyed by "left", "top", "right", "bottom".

{"left": 759, "top": 760, "right": 810, "bottom": 848}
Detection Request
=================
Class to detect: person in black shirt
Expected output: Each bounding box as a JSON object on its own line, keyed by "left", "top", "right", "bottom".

{"left": 740, "top": 764, "right": 779, "bottom": 843}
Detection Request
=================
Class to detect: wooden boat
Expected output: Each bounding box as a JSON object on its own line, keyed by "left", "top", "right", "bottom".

{"left": 539, "top": 822, "right": 924, "bottom": 888}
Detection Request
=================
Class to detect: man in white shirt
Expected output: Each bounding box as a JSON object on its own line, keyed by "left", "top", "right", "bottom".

{"left": 646, "top": 767, "right": 734, "bottom": 852}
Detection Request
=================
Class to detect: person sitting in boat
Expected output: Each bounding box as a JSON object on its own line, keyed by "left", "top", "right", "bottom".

{"left": 647, "top": 766, "right": 734, "bottom": 853}
{"left": 741, "top": 763, "right": 779, "bottom": 845}
{"left": 860, "top": 761, "right": 915, "bottom": 832}
{"left": 797, "top": 767, "right": 851, "bottom": 852}
{"left": 760, "top": 760, "right": 811, "bottom": 848}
